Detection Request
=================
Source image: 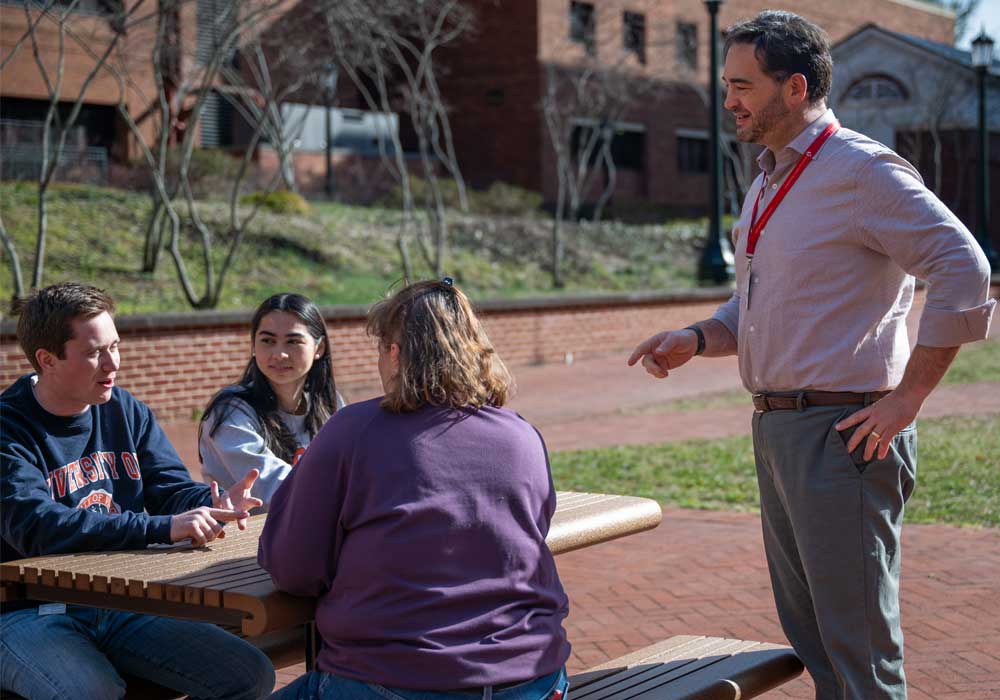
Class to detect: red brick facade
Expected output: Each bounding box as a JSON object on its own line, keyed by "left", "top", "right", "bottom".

{"left": 442, "top": 0, "right": 955, "bottom": 212}
{"left": 5, "top": 281, "right": 993, "bottom": 423}
{"left": 3, "top": 0, "right": 954, "bottom": 212}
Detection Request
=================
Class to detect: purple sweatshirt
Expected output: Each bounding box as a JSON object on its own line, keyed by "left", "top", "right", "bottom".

{"left": 258, "top": 397, "right": 570, "bottom": 688}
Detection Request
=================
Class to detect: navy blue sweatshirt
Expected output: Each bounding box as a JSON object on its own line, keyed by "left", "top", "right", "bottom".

{"left": 1, "top": 374, "right": 212, "bottom": 563}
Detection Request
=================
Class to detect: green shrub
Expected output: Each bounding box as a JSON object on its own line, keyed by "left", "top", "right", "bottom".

{"left": 127, "top": 148, "right": 245, "bottom": 198}
{"left": 240, "top": 189, "right": 311, "bottom": 215}
{"left": 382, "top": 176, "right": 543, "bottom": 217}
{"left": 469, "top": 182, "right": 544, "bottom": 216}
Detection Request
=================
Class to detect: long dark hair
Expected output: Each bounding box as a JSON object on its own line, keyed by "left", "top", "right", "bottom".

{"left": 200, "top": 293, "right": 338, "bottom": 463}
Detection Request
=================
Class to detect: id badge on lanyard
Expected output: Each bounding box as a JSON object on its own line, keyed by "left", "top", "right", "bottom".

{"left": 744, "top": 120, "right": 840, "bottom": 309}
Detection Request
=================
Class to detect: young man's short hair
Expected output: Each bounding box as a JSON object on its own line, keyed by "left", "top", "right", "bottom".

{"left": 724, "top": 11, "right": 833, "bottom": 104}
{"left": 14, "top": 283, "right": 116, "bottom": 372}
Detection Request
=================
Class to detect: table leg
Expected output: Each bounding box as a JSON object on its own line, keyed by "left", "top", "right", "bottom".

{"left": 304, "top": 621, "right": 318, "bottom": 671}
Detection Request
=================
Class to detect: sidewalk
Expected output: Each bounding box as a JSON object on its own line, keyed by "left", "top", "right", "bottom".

{"left": 163, "top": 342, "right": 1000, "bottom": 699}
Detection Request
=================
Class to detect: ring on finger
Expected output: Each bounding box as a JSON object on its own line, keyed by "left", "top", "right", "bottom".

{"left": 869, "top": 430, "right": 882, "bottom": 441}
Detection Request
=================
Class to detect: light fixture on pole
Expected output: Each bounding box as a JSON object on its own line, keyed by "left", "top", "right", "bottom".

{"left": 697, "top": 0, "right": 735, "bottom": 284}
{"left": 324, "top": 63, "right": 339, "bottom": 200}
{"left": 971, "top": 29, "right": 997, "bottom": 271}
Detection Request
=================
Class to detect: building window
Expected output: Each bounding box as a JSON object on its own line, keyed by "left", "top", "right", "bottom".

{"left": 485, "top": 88, "right": 505, "bottom": 106}
{"left": 570, "top": 1, "right": 596, "bottom": 54}
{"left": 570, "top": 122, "right": 646, "bottom": 172}
{"left": 612, "top": 128, "right": 645, "bottom": 170}
{"left": 199, "top": 90, "right": 233, "bottom": 147}
{"left": 623, "top": 11, "right": 646, "bottom": 64}
{"left": 843, "top": 75, "right": 907, "bottom": 102}
{"left": 29, "top": 0, "right": 122, "bottom": 15}
{"left": 197, "top": 0, "right": 236, "bottom": 66}
{"left": 677, "top": 21, "right": 698, "bottom": 70}
{"left": 677, "top": 135, "right": 709, "bottom": 174}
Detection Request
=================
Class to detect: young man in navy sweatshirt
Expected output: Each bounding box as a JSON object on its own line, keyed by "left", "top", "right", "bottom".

{"left": 1, "top": 283, "right": 275, "bottom": 700}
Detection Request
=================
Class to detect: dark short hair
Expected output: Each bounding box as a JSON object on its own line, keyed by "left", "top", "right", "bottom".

{"left": 724, "top": 11, "right": 832, "bottom": 103}
{"left": 14, "top": 283, "right": 116, "bottom": 372}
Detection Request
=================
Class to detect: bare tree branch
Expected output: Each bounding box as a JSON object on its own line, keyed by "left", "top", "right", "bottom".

{"left": 1, "top": 0, "right": 150, "bottom": 295}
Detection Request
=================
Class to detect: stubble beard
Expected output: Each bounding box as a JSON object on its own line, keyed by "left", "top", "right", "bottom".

{"left": 736, "top": 91, "right": 790, "bottom": 145}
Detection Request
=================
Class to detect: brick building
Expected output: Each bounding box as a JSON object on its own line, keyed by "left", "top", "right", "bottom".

{"left": 0, "top": 0, "right": 159, "bottom": 181}
{"left": 2, "top": 0, "right": 956, "bottom": 213}
{"left": 831, "top": 23, "right": 1000, "bottom": 255}
{"left": 0, "top": 0, "right": 298, "bottom": 183}
{"left": 438, "top": 0, "right": 954, "bottom": 215}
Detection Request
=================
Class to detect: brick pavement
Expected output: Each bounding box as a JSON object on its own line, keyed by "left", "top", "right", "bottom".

{"left": 161, "top": 337, "right": 1000, "bottom": 698}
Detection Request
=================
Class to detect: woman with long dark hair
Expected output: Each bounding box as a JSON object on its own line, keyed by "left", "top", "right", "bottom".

{"left": 199, "top": 293, "right": 343, "bottom": 509}
{"left": 261, "top": 279, "right": 571, "bottom": 700}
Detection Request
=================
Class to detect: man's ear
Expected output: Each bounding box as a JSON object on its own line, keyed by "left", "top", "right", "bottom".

{"left": 784, "top": 73, "right": 809, "bottom": 106}
{"left": 34, "top": 348, "right": 56, "bottom": 374}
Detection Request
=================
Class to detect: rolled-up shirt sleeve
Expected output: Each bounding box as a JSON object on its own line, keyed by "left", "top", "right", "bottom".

{"left": 854, "top": 151, "right": 995, "bottom": 347}
{"left": 711, "top": 291, "right": 741, "bottom": 339}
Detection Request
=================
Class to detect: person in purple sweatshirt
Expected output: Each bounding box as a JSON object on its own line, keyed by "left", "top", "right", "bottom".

{"left": 260, "top": 278, "right": 571, "bottom": 700}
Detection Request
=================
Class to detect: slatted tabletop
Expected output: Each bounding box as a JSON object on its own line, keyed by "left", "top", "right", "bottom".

{"left": 0, "top": 491, "right": 661, "bottom": 637}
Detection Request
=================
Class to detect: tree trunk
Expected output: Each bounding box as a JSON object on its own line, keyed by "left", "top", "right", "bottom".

{"left": 593, "top": 139, "right": 616, "bottom": 223}
{"left": 552, "top": 174, "right": 567, "bottom": 288}
{"left": 142, "top": 203, "right": 166, "bottom": 272}
{"left": 0, "top": 215, "right": 25, "bottom": 303}
{"left": 397, "top": 223, "right": 414, "bottom": 283}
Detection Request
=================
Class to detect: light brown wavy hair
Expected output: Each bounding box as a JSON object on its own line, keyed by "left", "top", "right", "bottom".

{"left": 366, "top": 280, "right": 513, "bottom": 413}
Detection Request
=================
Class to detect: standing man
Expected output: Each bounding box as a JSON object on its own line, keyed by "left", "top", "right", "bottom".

{"left": 628, "top": 11, "right": 994, "bottom": 700}
{"left": 1, "top": 283, "right": 275, "bottom": 700}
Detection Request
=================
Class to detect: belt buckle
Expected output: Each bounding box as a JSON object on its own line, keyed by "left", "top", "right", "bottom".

{"left": 752, "top": 393, "right": 769, "bottom": 412}
{"left": 795, "top": 391, "right": 807, "bottom": 411}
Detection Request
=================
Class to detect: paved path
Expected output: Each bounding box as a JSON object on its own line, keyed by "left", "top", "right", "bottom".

{"left": 163, "top": 338, "right": 1000, "bottom": 699}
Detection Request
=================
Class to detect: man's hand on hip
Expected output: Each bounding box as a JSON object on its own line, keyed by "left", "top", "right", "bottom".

{"left": 836, "top": 343, "right": 960, "bottom": 460}
{"left": 835, "top": 391, "right": 922, "bottom": 461}
{"left": 627, "top": 329, "right": 698, "bottom": 379}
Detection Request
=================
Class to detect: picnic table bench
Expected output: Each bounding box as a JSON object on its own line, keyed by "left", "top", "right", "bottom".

{"left": 1, "top": 492, "right": 803, "bottom": 699}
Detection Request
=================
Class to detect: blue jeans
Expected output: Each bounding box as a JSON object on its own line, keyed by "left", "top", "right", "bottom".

{"left": 0, "top": 604, "right": 275, "bottom": 700}
{"left": 271, "top": 667, "right": 568, "bottom": 700}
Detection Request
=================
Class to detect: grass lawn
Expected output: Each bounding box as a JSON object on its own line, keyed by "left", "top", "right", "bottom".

{"left": 943, "top": 338, "right": 1000, "bottom": 385}
{"left": 550, "top": 413, "right": 1000, "bottom": 527}
{"left": 0, "top": 182, "right": 706, "bottom": 313}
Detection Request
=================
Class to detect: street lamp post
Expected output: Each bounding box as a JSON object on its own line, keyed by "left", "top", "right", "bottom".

{"left": 971, "top": 30, "right": 998, "bottom": 271}
{"left": 698, "top": 0, "right": 734, "bottom": 284}
{"left": 324, "top": 65, "right": 339, "bottom": 200}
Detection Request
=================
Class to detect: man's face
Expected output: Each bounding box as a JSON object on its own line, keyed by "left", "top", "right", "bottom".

{"left": 40, "top": 311, "right": 120, "bottom": 414}
{"left": 723, "top": 42, "right": 790, "bottom": 145}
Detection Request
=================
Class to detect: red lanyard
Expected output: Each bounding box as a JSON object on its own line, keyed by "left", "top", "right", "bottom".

{"left": 746, "top": 120, "right": 839, "bottom": 257}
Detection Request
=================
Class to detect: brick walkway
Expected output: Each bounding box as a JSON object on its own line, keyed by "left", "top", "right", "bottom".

{"left": 163, "top": 337, "right": 1000, "bottom": 699}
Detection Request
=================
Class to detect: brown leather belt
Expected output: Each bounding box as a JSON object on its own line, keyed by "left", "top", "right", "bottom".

{"left": 444, "top": 680, "right": 529, "bottom": 693}
{"left": 752, "top": 390, "right": 891, "bottom": 412}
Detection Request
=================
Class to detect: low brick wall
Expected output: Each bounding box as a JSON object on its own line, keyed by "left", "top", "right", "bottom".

{"left": 0, "top": 289, "right": 729, "bottom": 421}
{"left": 2, "top": 281, "right": 997, "bottom": 422}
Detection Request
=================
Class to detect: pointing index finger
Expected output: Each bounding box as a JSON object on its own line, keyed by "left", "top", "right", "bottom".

{"left": 627, "top": 340, "right": 653, "bottom": 366}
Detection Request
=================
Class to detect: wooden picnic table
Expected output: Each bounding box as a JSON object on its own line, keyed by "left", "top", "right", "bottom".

{"left": 0, "top": 491, "right": 662, "bottom": 640}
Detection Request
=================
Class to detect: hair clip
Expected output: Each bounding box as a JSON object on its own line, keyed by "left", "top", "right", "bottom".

{"left": 441, "top": 276, "right": 454, "bottom": 286}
